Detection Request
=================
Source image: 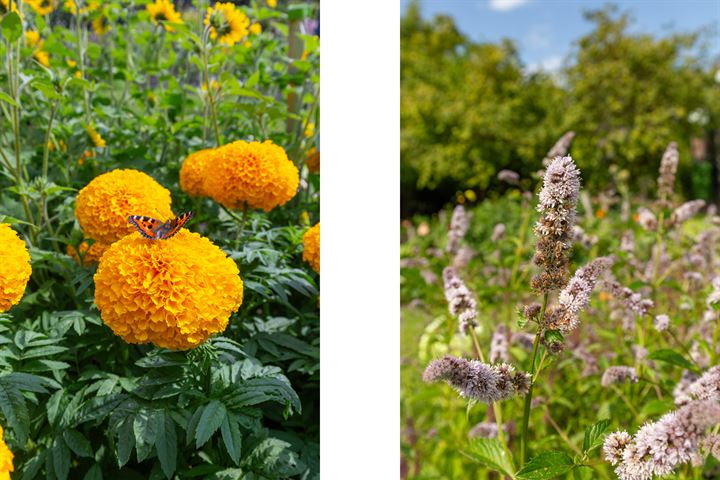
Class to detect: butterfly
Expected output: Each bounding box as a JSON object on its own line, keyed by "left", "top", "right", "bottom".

{"left": 127, "top": 211, "right": 194, "bottom": 240}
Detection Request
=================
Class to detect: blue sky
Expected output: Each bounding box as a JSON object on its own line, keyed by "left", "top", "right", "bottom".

{"left": 400, "top": 0, "right": 720, "bottom": 72}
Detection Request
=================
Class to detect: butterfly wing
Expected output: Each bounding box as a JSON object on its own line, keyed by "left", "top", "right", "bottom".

{"left": 157, "top": 211, "right": 194, "bottom": 240}
{"left": 128, "top": 215, "right": 162, "bottom": 239}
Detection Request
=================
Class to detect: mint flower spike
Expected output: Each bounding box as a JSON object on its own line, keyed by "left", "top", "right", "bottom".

{"left": 423, "top": 355, "right": 531, "bottom": 404}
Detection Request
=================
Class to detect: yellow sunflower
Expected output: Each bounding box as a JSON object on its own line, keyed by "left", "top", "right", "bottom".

{"left": 25, "top": 31, "right": 50, "bottom": 67}
{"left": 1, "top": 0, "right": 19, "bottom": 15}
{"left": 0, "top": 224, "right": 32, "bottom": 313}
{"left": 74, "top": 169, "right": 174, "bottom": 244}
{"left": 63, "top": 0, "right": 98, "bottom": 15}
{"left": 302, "top": 222, "right": 320, "bottom": 274}
{"left": 91, "top": 15, "right": 111, "bottom": 36}
{"left": 179, "top": 148, "right": 214, "bottom": 197}
{"left": 94, "top": 231, "right": 244, "bottom": 350}
{"left": 203, "top": 140, "right": 299, "bottom": 212}
{"left": 0, "top": 425, "right": 13, "bottom": 480}
{"left": 26, "top": 0, "right": 54, "bottom": 16}
{"left": 204, "top": 2, "right": 249, "bottom": 47}
{"left": 147, "top": 0, "right": 183, "bottom": 32}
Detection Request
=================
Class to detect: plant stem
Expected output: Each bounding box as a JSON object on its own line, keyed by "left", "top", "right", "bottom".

{"left": 468, "top": 327, "right": 506, "bottom": 448}
{"left": 468, "top": 327, "right": 485, "bottom": 363}
{"left": 520, "top": 292, "right": 548, "bottom": 464}
{"left": 201, "top": 30, "right": 221, "bottom": 147}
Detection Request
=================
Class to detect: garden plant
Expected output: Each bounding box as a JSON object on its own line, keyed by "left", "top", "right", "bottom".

{"left": 0, "top": 1, "right": 320, "bottom": 479}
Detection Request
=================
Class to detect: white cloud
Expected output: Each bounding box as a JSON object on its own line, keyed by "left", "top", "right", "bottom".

{"left": 527, "top": 55, "right": 563, "bottom": 73}
{"left": 525, "top": 25, "right": 551, "bottom": 50}
{"left": 489, "top": 0, "right": 530, "bottom": 12}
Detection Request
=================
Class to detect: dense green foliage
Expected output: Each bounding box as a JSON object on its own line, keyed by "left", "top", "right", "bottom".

{"left": 0, "top": 1, "right": 319, "bottom": 479}
{"left": 401, "top": 1, "right": 719, "bottom": 215}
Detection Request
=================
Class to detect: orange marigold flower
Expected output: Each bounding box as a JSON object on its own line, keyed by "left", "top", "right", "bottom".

{"left": 204, "top": 2, "right": 249, "bottom": 47}
{"left": 204, "top": 140, "right": 299, "bottom": 211}
{"left": 67, "top": 241, "right": 110, "bottom": 266}
{"left": 94, "top": 231, "right": 244, "bottom": 350}
{"left": 75, "top": 169, "right": 174, "bottom": 244}
{"left": 0, "top": 224, "right": 32, "bottom": 313}
{"left": 179, "top": 148, "right": 214, "bottom": 197}
{"left": 302, "top": 222, "right": 319, "bottom": 274}
{"left": 0, "top": 425, "right": 13, "bottom": 480}
{"left": 306, "top": 147, "right": 319, "bottom": 173}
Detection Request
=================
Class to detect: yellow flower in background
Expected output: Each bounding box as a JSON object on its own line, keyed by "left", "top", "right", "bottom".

{"left": 302, "top": 222, "right": 320, "bottom": 274}
{"left": 91, "top": 15, "right": 111, "bottom": 36}
{"left": 299, "top": 211, "right": 309, "bottom": 225}
{"left": 48, "top": 139, "right": 67, "bottom": 152}
{"left": 249, "top": 22, "right": 261, "bottom": 35}
{"left": 66, "top": 241, "right": 110, "bottom": 266}
{"left": 179, "top": 148, "right": 214, "bottom": 197}
{"left": 0, "top": 425, "right": 13, "bottom": 480}
{"left": 147, "top": 0, "right": 183, "bottom": 32}
{"left": 304, "top": 122, "right": 315, "bottom": 138}
{"left": 34, "top": 50, "right": 50, "bottom": 67}
{"left": 26, "top": 0, "right": 54, "bottom": 16}
{"left": 201, "top": 79, "right": 220, "bottom": 92}
{"left": 1, "top": 0, "right": 19, "bottom": 15}
{"left": 78, "top": 150, "right": 93, "bottom": 165}
{"left": 94, "top": 231, "right": 244, "bottom": 350}
{"left": 66, "top": 58, "right": 77, "bottom": 68}
{"left": 74, "top": 169, "right": 174, "bottom": 244}
{"left": 306, "top": 147, "right": 319, "bottom": 174}
{"left": 267, "top": 0, "right": 277, "bottom": 7}
{"left": 25, "top": 31, "right": 41, "bottom": 48}
{"left": 0, "top": 224, "right": 32, "bottom": 313}
{"left": 204, "top": 2, "right": 249, "bottom": 47}
{"left": 86, "top": 124, "right": 106, "bottom": 148}
{"left": 203, "top": 140, "right": 299, "bottom": 212}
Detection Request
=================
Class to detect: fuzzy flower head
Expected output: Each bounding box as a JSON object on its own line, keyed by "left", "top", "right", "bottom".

{"left": 442, "top": 267, "right": 478, "bottom": 334}
{"left": 446, "top": 205, "right": 469, "bottom": 255}
{"left": 0, "top": 224, "right": 32, "bottom": 313}
{"left": 75, "top": 169, "right": 174, "bottom": 245}
{"left": 686, "top": 366, "right": 720, "bottom": 403}
{"left": 669, "top": 200, "right": 705, "bottom": 227}
{"left": 179, "top": 148, "right": 214, "bottom": 197}
{"left": 94, "top": 231, "right": 244, "bottom": 350}
{"left": 545, "top": 256, "right": 613, "bottom": 333}
{"left": 607, "top": 400, "right": 720, "bottom": 480}
{"left": 423, "top": 355, "right": 531, "bottom": 403}
{"left": 147, "top": 0, "right": 183, "bottom": 31}
{"left": 66, "top": 241, "right": 110, "bottom": 266}
{"left": 302, "top": 223, "right": 320, "bottom": 274}
{"left": 653, "top": 314, "right": 670, "bottom": 332}
{"left": 601, "top": 366, "right": 638, "bottom": 387}
{"left": 204, "top": 2, "right": 250, "bottom": 46}
{"left": 532, "top": 156, "right": 581, "bottom": 293}
{"left": 542, "top": 131, "right": 576, "bottom": 166}
{"left": 0, "top": 425, "right": 13, "bottom": 480}
{"left": 497, "top": 170, "right": 520, "bottom": 185}
{"left": 656, "top": 142, "right": 678, "bottom": 209}
{"left": 636, "top": 207, "right": 657, "bottom": 231}
{"left": 203, "top": 140, "right": 299, "bottom": 212}
{"left": 491, "top": 223, "right": 506, "bottom": 242}
{"left": 605, "top": 279, "right": 654, "bottom": 318}
{"left": 489, "top": 324, "right": 509, "bottom": 363}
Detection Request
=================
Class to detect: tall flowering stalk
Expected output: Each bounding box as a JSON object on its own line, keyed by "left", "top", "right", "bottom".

{"left": 521, "top": 155, "right": 592, "bottom": 463}
{"left": 656, "top": 141, "right": 678, "bottom": 209}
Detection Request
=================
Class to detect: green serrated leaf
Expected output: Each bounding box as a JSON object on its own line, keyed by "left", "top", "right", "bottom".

{"left": 647, "top": 348, "right": 698, "bottom": 372}
{"left": 220, "top": 414, "right": 242, "bottom": 465}
{"left": 582, "top": 419, "right": 610, "bottom": 454}
{"left": 154, "top": 411, "right": 177, "bottom": 479}
{"left": 195, "top": 400, "right": 226, "bottom": 448}
{"left": 516, "top": 451, "right": 575, "bottom": 479}
{"left": 117, "top": 417, "right": 135, "bottom": 467}
{"left": 462, "top": 438, "right": 516, "bottom": 478}
{"left": 63, "top": 429, "right": 93, "bottom": 458}
{"left": 52, "top": 435, "right": 71, "bottom": 480}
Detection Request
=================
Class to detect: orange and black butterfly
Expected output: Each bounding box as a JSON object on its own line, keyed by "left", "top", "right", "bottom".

{"left": 127, "top": 212, "right": 194, "bottom": 240}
